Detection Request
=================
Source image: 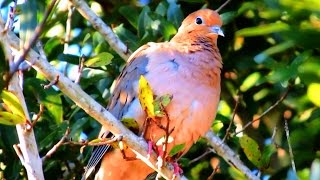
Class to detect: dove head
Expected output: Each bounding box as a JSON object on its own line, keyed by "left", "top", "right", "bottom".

{"left": 171, "top": 9, "right": 224, "bottom": 44}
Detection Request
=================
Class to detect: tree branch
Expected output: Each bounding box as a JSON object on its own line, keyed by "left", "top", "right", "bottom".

{"left": 70, "top": 0, "right": 131, "bottom": 60}
{"left": 0, "top": 16, "right": 44, "bottom": 180}
{"left": 0, "top": 24, "right": 176, "bottom": 180}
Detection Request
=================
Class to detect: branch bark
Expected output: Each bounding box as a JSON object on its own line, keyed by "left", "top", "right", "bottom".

{"left": 0, "top": 18, "right": 44, "bottom": 179}
{"left": 0, "top": 23, "right": 176, "bottom": 180}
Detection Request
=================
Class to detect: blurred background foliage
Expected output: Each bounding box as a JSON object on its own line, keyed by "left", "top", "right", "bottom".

{"left": 0, "top": 0, "right": 320, "bottom": 179}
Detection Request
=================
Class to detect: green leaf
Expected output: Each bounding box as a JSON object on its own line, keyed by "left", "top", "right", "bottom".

{"left": 260, "top": 144, "right": 276, "bottom": 168}
{"left": 167, "top": 0, "right": 184, "bottom": 28}
{"left": 119, "top": 5, "right": 139, "bottom": 29}
{"left": 236, "top": 22, "right": 290, "bottom": 37}
{"left": 169, "top": 143, "right": 185, "bottom": 157}
{"left": 84, "top": 52, "right": 114, "bottom": 67}
{"left": 121, "top": 118, "right": 139, "bottom": 134}
{"left": 0, "top": 111, "right": 25, "bottom": 126}
{"left": 138, "top": 6, "right": 152, "bottom": 38}
{"left": 221, "top": 11, "right": 238, "bottom": 25}
{"left": 239, "top": 134, "right": 262, "bottom": 167}
{"left": 153, "top": 94, "right": 172, "bottom": 117}
{"left": 155, "top": 2, "right": 168, "bottom": 17}
{"left": 82, "top": 33, "right": 91, "bottom": 44}
{"left": 1, "top": 90, "right": 25, "bottom": 118}
{"left": 240, "top": 72, "right": 262, "bottom": 92}
{"left": 114, "top": 24, "right": 140, "bottom": 51}
{"left": 254, "top": 41, "right": 295, "bottom": 64}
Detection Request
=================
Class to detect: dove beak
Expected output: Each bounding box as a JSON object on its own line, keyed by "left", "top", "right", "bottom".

{"left": 211, "top": 26, "right": 224, "bottom": 37}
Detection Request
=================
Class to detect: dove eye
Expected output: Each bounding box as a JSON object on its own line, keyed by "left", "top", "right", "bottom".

{"left": 195, "top": 17, "right": 203, "bottom": 25}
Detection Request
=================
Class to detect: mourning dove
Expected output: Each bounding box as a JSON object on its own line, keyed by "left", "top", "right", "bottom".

{"left": 83, "top": 8, "right": 224, "bottom": 180}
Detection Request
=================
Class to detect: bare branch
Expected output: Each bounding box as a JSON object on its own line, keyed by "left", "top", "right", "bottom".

{"left": 222, "top": 94, "right": 240, "bottom": 142}
{"left": 64, "top": 2, "right": 74, "bottom": 53}
{"left": 42, "top": 128, "right": 71, "bottom": 162}
{"left": 0, "top": 15, "right": 44, "bottom": 179}
{"left": 43, "top": 75, "right": 60, "bottom": 89}
{"left": 4, "top": 0, "right": 17, "bottom": 32}
{"left": 188, "top": 148, "right": 213, "bottom": 165}
{"left": 233, "top": 87, "right": 290, "bottom": 136}
{"left": 70, "top": 0, "right": 131, "bottom": 60}
{"left": 31, "top": 104, "right": 45, "bottom": 127}
{"left": 216, "top": 0, "right": 232, "bottom": 12}
{"left": 284, "top": 119, "right": 296, "bottom": 175}
{"left": 74, "top": 55, "right": 85, "bottom": 84}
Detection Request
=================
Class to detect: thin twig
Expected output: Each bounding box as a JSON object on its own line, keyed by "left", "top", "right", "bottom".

{"left": 222, "top": 94, "right": 240, "bottom": 142}
{"left": 63, "top": 2, "right": 74, "bottom": 53}
{"left": 4, "top": 0, "right": 17, "bottom": 32}
{"left": 13, "top": 144, "right": 24, "bottom": 164}
{"left": 43, "top": 75, "right": 60, "bottom": 89}
{"left": 162, "top": 107, "right": 171, "bottom": 162}
{"left": 42, "top": 128, "right": 71, "bottom": 162}
{"left": 216, "top": 0, "right": 232, "bottom": 12}
{"left": 188, "top": 148, "right": 213, "bottom": 165}
{"left": 207, "top": 165, "right": 220, "bottom": 180}
{"left": 31, "top": 104, "right": 45, "bottom": 127}
{"left": 284, "top": 119, "right": 297, "bottom": 175}
{"left": 74, "top": 55, "right": 85, "bottom": 84}
{"left": 233, "top": 87, "right": 290, "bottom": 136}
{"left": 63, "top": 135, "right": 122, "bottom": 147}
{"left": 271, "top": 126, "right": 280, "bottom": 148}
{"left": 9, "top": 0, "right": 58, "bottom": 76}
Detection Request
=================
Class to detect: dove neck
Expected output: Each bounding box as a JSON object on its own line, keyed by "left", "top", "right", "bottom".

{"left": 170, "top": 34, "right": 218, "bottom": 51}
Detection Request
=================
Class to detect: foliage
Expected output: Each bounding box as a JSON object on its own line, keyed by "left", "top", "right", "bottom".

{"left": 0, "top": 0, "right": 320, "bottom": 179}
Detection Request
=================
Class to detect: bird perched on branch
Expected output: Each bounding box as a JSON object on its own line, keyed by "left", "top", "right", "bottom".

{"left": 83, "top": 8, "right": 224, "bottom": 180}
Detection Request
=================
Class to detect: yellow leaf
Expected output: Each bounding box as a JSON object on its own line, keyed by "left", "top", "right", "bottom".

{"left": 0, "top": 111, "right": 25, "bottom": 126}
{"left": 307, "top": 83, "right": 320, "bottom": 107}
{"left": 1, "top": 90, "right": 25, "bottom": 118}
{"left": 138, "top": 75, "right": 155, "bottom": 117}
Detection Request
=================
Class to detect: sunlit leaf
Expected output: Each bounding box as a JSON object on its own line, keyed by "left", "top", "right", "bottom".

{"left": 236, "top": 22, "right": 289, "bottom": 37}
{"left": 239, "top": 134, "right": 262, "bottom": 167}
{"left": 0, "top": 111, "right": 25, "bottom": 125}
{"left": 138, "top": 75, "right": 155, "bottom": 118}
{"left": 240, "top": 72, "right": 262, "bottom": 92}
{"left": 0, "top": 90, "right": 25, "bottom": 118}
{"left": 254, "top": 41, "right": 295, "bottom": 64}
{"left": 84, "top": 52, "right": 114, "bottom": 67}
{"left": 307, "top": 83, "right": 320, "bottom": 107}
